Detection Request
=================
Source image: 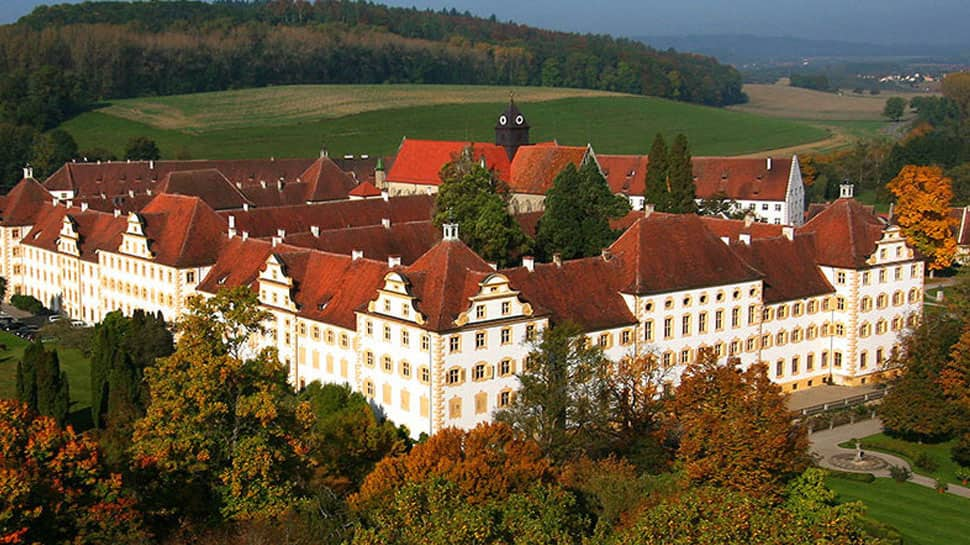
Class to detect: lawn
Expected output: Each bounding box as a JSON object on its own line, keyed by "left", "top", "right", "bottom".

{"left": 0, "top": 330, "right": 92, "bottom": 428}
{"left": 60, "top": 87, "right": 829, "bottom": 160}
{"left": 840, "top": 432, "right": 965, "bottom": 486}
{"left": 827, "top": 476, "right": 970, "bottom": 545}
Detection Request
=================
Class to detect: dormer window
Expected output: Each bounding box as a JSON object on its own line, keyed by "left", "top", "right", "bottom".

{"left": 383, "top": 299, "right": 391, "bottom": 313}
{"left": 501, "top": 301, "right": 511, "bottom": 315}
{"left": 476, "top": 305, "right": 486, "bottom": 319}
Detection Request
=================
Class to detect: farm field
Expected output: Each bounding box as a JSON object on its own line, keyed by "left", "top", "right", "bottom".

{"left": 732, "top": 82, "right": 934, "bottom": 122}
{"left": 827, "top": 476, "right": 970, "bottom": 545}
{"left": 60, "top": 85, "right": 830, "bottom": 160}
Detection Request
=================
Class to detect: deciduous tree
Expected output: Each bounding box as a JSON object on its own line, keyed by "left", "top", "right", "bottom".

{"left": 31, "top": 129, "right": 77, "bottom": 178}
{"left": 131, "top": 287, "right": 312, "bottom": 521}
{"left": 942, "top": 71, "right": 970, "bottom": 133}
{"left": 887, "top": 164, "right": 957, "bottom": 270}
{"left": 434, "top": 147, "right": 529, "bottom": 266}
{"left": 0, "top": 400, "right": 146, "bottom": 545}
{"left": 883, "top": 97, "right": 907, "bottom": 122}
{"left": 123, "top": 136, "right": 160, "bottom": 161}
{"left": 667, "top": 350, "right": 809, "bottom": 498}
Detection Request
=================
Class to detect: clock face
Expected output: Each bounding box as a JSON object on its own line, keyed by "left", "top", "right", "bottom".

{"left": 515, "top": 115, "right": 524, "bottom": 125}
{"left": 499, "top": 115, "right": 508, "bottom": 125}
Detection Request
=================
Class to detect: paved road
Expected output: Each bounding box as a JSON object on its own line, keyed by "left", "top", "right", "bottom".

{"left": 810, "top": 418, "right": 970, "bottom": 498}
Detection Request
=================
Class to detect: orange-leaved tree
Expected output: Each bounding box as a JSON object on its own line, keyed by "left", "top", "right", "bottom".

{"left": 351, "top": 422, "right": 554, "bottom": 510}
{"left": 0, "top": 400, "right": 146, "bottom": 545}
{"left": 887, "top": 164, "right": 957, "bottom": 271}
{"left": 666, "top": 349, "right": 810, "bottom": 499}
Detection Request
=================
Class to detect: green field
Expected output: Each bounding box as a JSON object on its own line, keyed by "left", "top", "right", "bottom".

{"left": 827, "top": 477, "right": 970, "bottom": 545}
{"left": 0, "top": 331, "right": 92, "bottom": 428}
{"left": 842, "top": 432, "right": 965, "bottom": 486}
{"left": 60, "top": 85, "right": 830, "bottom": 160}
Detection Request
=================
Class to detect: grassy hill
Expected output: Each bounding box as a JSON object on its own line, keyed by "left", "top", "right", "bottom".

{"left": 60, "top": 84, "right": 829, "bottom": 160}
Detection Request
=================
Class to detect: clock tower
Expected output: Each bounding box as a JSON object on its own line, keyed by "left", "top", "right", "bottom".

{"left": 495, "top": 98, "right": 530, "bottom": 161}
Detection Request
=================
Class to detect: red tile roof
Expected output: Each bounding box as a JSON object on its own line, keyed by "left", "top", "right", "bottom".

{"left": 283, "top": 221, "right": 440, "bottom": 264}
{"left": 400, "top": 239, "right": 496, "bottom": 331}
{"left": 300, "top": 157, "right": 358, "bottom": 202}
{"left": 729, "top": 235, "right": 834, "bottom": 303}
{"left": 598, "top": 154, "right": 649, "bottom": 196}
{"left": 503, "top": 257, "right": 635, "bottom": 330}
{"left": 608, "top": 213, "right": 763, "bottom": 294}
{"left": 197, "top": 237, "right": 286, "bottom": 295}
{"left": 138, "top": 194, "right": 229, "bottom": 268}
{"left": 222, "top": 195, "right": 434, "bottom": 238}
{"left": 348, "top": 181, "right": 383, "bottom": 198}
{"left": 698, "top": 216, "right": 786, "bottom": 240}
{"left": 692, "top": 157, "right": 792, "bottom": 201}
{"left": 507, "top": 145, "right": 587, "bottom": 195}
{"left": 18, "top": 204, "right": 65, "bottom": 253}
{"left": 20, "top": 205, "right": 127, "bottom": 262}
{"left": 0, "top": 179, "right": 52, "bottom": 226}
{"left": 796, "top": 198, "right": 887, "bottom": 269}
{"left": 156, "top": 169, "right": 253, "bottom": 211}
{"left": 386, "top": 139, "right": 511, "bottom": 186}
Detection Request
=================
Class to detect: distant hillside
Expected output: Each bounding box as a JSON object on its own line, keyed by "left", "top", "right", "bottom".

{"left": 636, "top": 34, "right": 970, "bottom": 65}
{"left": 1, "top": 1, "right": 746, "bottom": 106}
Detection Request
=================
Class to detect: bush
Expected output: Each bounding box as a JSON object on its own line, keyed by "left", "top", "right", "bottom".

{"left": 935, "top": 479, "right": 948, "bottom": 493}
{"left": 889, "top": 465, "right": 912, "bottom": 482}
{"left": 955, "top": 467, "right": 970, "bottom": 484}
{"left": 915, "top": 451, "right": 939, "bottom": 472}
{"left": 953, "top": 434, "right": 970, "bottom": 467}
{"left": 857, "top": 518, "right": 904, "bottom": 545}
{"left": 826, "top": 469, "right": 876, "bottom": 483}
{"left": 10, "top": 294, "right": 44, "bottom": 314}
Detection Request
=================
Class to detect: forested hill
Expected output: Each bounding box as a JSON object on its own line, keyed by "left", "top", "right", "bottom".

{"left": 4, "top": 0, "right": 745, "bottom": 109}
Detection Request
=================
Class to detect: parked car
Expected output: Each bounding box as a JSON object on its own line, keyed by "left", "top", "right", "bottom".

{"left": 48, "top": 315, "right": 63, "bottom": 323}
{"left": 70, "top": 320, "right": 86, "bottom": 328}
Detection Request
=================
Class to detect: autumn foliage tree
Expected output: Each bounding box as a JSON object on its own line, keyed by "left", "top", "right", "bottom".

{"left": 667, "top": 350, "right": 809, "bottom": 498}
{"left": 0, "top": 400, "right": 146, "bottom": 544}
{"left": 352, "top": 422, "right": 555, "bottom": 510}
{"left": 887, "top": 164, "right": 957, "bottom": 270}
{"left": 131, "top": 287, "right": 313, "bottom": 521}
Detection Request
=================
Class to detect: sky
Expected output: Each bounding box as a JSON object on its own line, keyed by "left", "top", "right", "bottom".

{"left": 2, "top": 0, "right": 969, "bottom": 46}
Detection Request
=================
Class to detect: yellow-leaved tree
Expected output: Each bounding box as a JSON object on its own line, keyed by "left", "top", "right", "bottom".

{"left": 887, "top": 165, "right": 957, "bottom": 271}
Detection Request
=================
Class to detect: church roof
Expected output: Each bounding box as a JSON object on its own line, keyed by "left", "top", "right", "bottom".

{"left": 496, "top": 99, "right": 530, "bottom": 129}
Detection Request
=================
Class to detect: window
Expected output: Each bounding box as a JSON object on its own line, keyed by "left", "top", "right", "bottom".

{"left": 598, "top": 333, "right": 610, "bottom": 347}
{"left": 748, "top": 305, "right": 757, "bottom": 325}
{"left": 876, "top": 320, "right": 887, "bottom": 334}
{"left": 476, "top": 305, "right": 486, "bottom": 319}
{"left": 876, "top": 349, "right": 884, "bottom": 365}
{"left": 475, "top": 331, "right": 486, "bottom": 349}
{"left": 877, "top": 294, "right": 888, "bottom": 308}
{"left": 383, "top": 299, "right": 391, "bottom": 312}
{"left": 501, "top": 301, "right": 511, "bottom": 315}
{"left": 776, "top": 331, "right": 787, "bottom": 345}
{"left": 807, "top": 300, "right": 817, "bottom": 314}
{"left": 449, "top": 336, "right": 460, "bottom": 353}
{"left": 401, "top": 303, "right": 410, "bottom": 317}
{"left": 860, "top": 296, "right": 872, "bottom": 312}
{"left": 859, "top": 352, "right": 868, "bottom": 369}
{"left": 498, "top": 390, "right": 513, "bottom": 408}
{"left": 761, "top": 203, "right": 769, "bottom": 211}
{"left": 879, "top": 269, "right": 887, "bottom": 283}
{"left": 365, "top": 351, "right": 375, "bottom": 367}
{"left": 777, "top": 305, "right": 788, "bottom": 319}
{"left": 892, "top": 291, "right": 903, "bottom": 306}
{"left": 644, "top": 320, "right": 654, "bottom": 341}
{"left": 715, "top": 310, "right": 724, "bottom": 330}
{"left": 680, "top": 349, "right": 691, "bottom": 364}
{"left": 698, "top": 312, "right": 708, "bottom": 334}
{"left": 525, "top": 324, "right": 536, "bottom": 341}
{"left": 681, "top": 315, "right": 691, "bottom": 336}
{"left": 401, "top": 361, "right": 411, "bottom": 378}
{"left": 365, "top": 321, "right": 372, "bottom": 336}
{"left": 364, "top": 380, "right": 375, "bottom": 398}
{"left": 499, "top": 359, "right": 514, "bottom": 376}
{"left": 621, "top": 330, "right": 631, "bottom": 345}
{"left": 862, "top": 271, "right": 871, "bottom": 285}
{"left": 792, "top": 328, "right": 802, "bottom": 342}
{"left": 419, "top": 366, "right": 430, "bottom": 384}
{"left": 501, "top": 327, "right": 511, "bottom": 345}
{"left": 382, "top": 355, "right": 393, "bottom": 373}
{"left": 775, "top": 360, "right": 784, "bottom": 377}
{"left": 791, "top": 356, "right": 799, "bottom": 375}
{"left": 730, "top": 340, "right": 741, "bottom": 355}
{"left": 836, "top": 271, "right": 846, "bottom": 284}
{"left": 662, "top": 352, "right": 672, "bottom": 366}
{"left": 833, "top": 352, "right": 843, "bottom": 368}
{"left": 383, "top": 325, "right": 391, "bottom": 342}
{"left": 895, "top": 266, "right": 902, "bottom": 280}
{"left": 421, "top": 334, "right": 431, "bottom": 351}
{"left": 806, "top": 353, "right": 814, "bottom": 371}
{"left": 186, "top": 271, "right": 195, "bottom": 284}
{"left": 340, "top": 334, "right": 349, "bottom": 348}
{"left": 763, "top": 308, "right": 773, "bottom": 322}
{"left": 663, "top": 317, "right": 673, "bottom": 339}
{"left": 401, "top": 329, "right": 410, "bottom": 347}
{"left": 761, "top": 334, "right": 771, "bottom": 349}
{"left": 731, "top": 308, "right": 740, "bottom": 328}
{"left": 774, "top": 203, "right": 782, "bottom": 211}
{"left": 859, "top": 322, "right": 871, "bottom": 337}
{"left": 472, "top": 363, "right": 489, "bottom": 381}
{"left": 447, "top": 368, "right": 462, "bottom": 385}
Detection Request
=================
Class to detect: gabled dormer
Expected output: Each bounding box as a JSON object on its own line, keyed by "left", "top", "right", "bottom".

{"left": 119, "top": 213, "right": 153, "bottom": 260}
{"left": 867, "top": 225, "right": 916, "bottom": 266}
{"left": 368, "top": 271, "right": 426, "bottom": 326}
{"left": 455, "top": 273, "right": 533, "bottom": 327}
{"left": 57, "top": 215, "right": 80, "bottom": 256}
{"left": 258, "top": 254, "right": 297, "bottom": 311}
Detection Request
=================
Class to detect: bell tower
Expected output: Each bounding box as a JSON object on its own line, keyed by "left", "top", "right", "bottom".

{"left": 495, "top": 97, "right": 530, "bottom": 161}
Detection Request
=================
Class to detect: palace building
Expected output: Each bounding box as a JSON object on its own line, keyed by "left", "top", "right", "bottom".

{"left": 0, "top": 103, "right": 922, "bottom": 437}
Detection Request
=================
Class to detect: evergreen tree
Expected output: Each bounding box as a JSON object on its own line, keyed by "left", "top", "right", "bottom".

{"left": 90, "top": 311, "right": 128, "bottom": 429}
{"left": 17, "top": 341, "right": 69, "bottom": 426}
{"left": 537, "top": 158, "right": 630, "bottom": 260}
{"left": 644, "top": 133, "right": 669, "bottom": 208}
{"left": 666, "top": 133, "right": 696, "bottom": 213}
{"left": 434, "top": 147, "right": 529, "bottom": 266}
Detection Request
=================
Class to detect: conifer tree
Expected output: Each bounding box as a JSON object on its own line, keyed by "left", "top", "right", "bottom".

{"left": 17, "top": 341, "right": 69, "bottom": 426}
{"left": 666, "top": 133, "right": 696, "bottom": 213}
{"left": 644, "top": 133, "right": 669, "bottom": 208}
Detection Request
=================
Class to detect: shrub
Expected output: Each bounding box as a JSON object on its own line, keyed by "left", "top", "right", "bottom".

{"left": 826, "top": 469, "right": 876, "bottom": 483}
{"left": 889, "top": 465, "right": 912, "bottom": 482}
{"left": 10, "top": 294, "right": 44, "bottom": 314}
{"left": 955, "top": 466, "right": 970, "bottom": 484}
{"left": 857, "top": 518, "right": 904, "bottom": 545}
{"left": 914, "top": 452, "right": 939, "bottom": 472}
{"left": 953, "top": 433, "right": 970, "bottom": 467}
{"left": 935, "top": 479, "right": 948, "bottom": 493}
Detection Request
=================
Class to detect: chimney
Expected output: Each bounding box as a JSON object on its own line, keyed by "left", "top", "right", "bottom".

{"left": 643, "top": 203, "right": 655, "bottom": 217}
{"left": 739, "top": 233, "right": 751, "bottom": 245}
{"left": 387, "top": 255, "right": 402, "bottom": 267}
{"left": 272, "top": 236, "right": 281, "bottom": 247}
{"left": 320, "top": 145, "right": 328, "bottom": 158}
{"left": 766, "top": 157, "right": 772, "bottom": 171}
{"left": 277, "top": 178, "right": 284, "bottom": 191}
{"left": 66, "top": 199, "right": 73, "bottom": 208}
{"left": 228, "top": 215, "right": 235, "bottom": 229}
{"left": 235, "top": 182, "right": 242, "bottom": 189}
{"left": 23, "top": 165, "right": 33, "bottom": 179}
{"left": 80, "top": 202, "right": 88, "bottom": 212}
{"left": 888, "top": 202, "right": 895, "bottom": 219}
{"left": 128, "top": 189, "right": 135, "bottom": 198}
{"left": 113, "top": 209, "right": 121, "bottom": 217}
{"left": 382, "top": 218, "right": 391, "bottom": 229}
{"left": 52, "top": 198, "right": 58, "bottom": 206}
{"left": 487, "top": 262, "right": 498, "bottom": 270}
{"left": 552, "top": 253, "right": 562, "bottom": 268}
{"left": 260, "top": 180, "right": 267, "bottom": 189}
{"left": 149, "top": 160, "right": 155, "bottom": 170}
{"left": 228, "top": 228, "right": 236, "bottom": 239}
{"left": 840, "top": 182, "right": 854, "bottom": 199}
{"left": 310, "top": 225, "right": 320, "bottom": 237}
{"left": 381, "top": 190, "right": 389, "bottom": 202}
{"left": 243, "top": 203, "right": 249, "bottom": 211}
{"left": 146, "top": 189, "right": 152, "bottom": 196}
{"left": 523, "top": 255, "right": 535, "bottom": 272}
{"left": 242, "top": 231, "right": 249, "bottom": 241}
{"left": 720, "top": 236, "right": 730, "bottom": 245}
{"left": 352, "top": 249, "right": 363, "bottom": 260}
{"left": 361, "top": 154, "right": 369, "bottom": 159}
{"left": 601, "top": 249, "right": 613, "bottom": 261}
{"left": 744, "top": 212, "right": 755, "bottom": 228}
{"left": 782, "top": 226, "right": 794, "bottom": 240}
{"left": 276, "top": 228, "right": 286, "bottom": 238}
